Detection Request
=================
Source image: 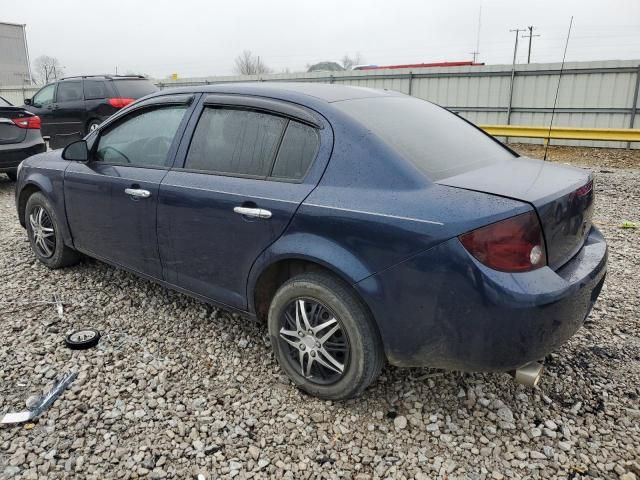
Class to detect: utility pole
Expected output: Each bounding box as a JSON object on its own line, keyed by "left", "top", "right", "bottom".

{"left": 470, "top": 2, "right": 482, "bottom": 63}
{"left": 506, "top": 28, "right": 526, "bottom": 136}
{"left": 522, "top": 26, "right": 540, "bottom": 64}
{"left": 510, "top": 28, "right": 526, "bottom": 67}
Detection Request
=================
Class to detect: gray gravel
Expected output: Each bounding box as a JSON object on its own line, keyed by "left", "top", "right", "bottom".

{"left": 1, "top": 158, "right": 639, "bottom": 479}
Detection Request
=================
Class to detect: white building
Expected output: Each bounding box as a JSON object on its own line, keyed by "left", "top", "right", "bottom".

{"left": 0, "top": 21, "right": 32, "bottom": 86}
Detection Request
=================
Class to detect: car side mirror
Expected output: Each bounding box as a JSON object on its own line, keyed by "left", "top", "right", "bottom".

{"left": 24, "top": 98, "right": 32, "bottom": 106}
{"left": 62, "top": 140, "right": 89, "bottom": 162}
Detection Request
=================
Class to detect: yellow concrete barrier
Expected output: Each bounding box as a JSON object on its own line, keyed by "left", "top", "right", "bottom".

{"left": 479, "top": 125, "right": 640, "bottom": 142}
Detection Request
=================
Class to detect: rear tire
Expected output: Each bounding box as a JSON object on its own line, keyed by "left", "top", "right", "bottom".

{"left": 25, "top": 192, "right": 80, "bottom": 269}
{"left": 86, "top": 119, "right": 101, "bottom": 134}
{"left": 268, "top": 271, "right": 384, "bottom": 400}
{"left": 6, "top": 171, "right": 17, "bottom": 181}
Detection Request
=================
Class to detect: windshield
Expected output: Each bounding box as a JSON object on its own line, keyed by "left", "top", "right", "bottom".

{"left": 334, "top": 96, "right": 516, "bottom": 181}
{"left": 113, "top": 79, "right": 158, "bottom": 98}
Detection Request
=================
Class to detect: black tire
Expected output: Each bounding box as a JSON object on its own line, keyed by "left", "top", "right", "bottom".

{"left": 25, "top": 192, "right": 80, "bottom": 269}
{"left": 86, "top": 119, "right": 101, "bottom": 135}
{"left": 6, "top": 171, "right": 17, "bottom": 181}
{"left": 65, "top": 329, "right": 101, "bottom": 350}
{"left": 268, "top": 271, "right": 384, "bottom": 400}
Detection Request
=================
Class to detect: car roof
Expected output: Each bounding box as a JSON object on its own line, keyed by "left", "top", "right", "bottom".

{"left": 153, "top": 82, "right": 404, "bottom": 104}
{"left": 58, "top": 75, "right": 148, "bottom": 82}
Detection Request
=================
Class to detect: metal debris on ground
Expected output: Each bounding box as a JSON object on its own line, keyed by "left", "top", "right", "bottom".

{"left": 0, "top": 372, "right": 78, "bottom": 425}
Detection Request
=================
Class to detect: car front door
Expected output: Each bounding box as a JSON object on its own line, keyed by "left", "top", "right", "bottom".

{"left": 64, "top": 95, "right": 194, "bottom": 278}
{"left": 158, "top": 95, "right": 329, "bottom": 310}
{"left": 25, "top": 83, "right": 56, "bottom": 138}
{"left": 49, "top": 80, "right": 85, "bottom": 148}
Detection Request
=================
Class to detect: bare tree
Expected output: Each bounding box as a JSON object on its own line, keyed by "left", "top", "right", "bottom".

{"left": 233, "top": 50, "right": 272, "bottom": 76}
{"left": 33, "top": 55, "right": 65, "bottom": 85}
{"left": 341, "top": 52, "right": 365, "bottom": 70}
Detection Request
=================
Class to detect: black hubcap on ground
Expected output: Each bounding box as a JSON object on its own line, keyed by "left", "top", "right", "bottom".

{"left": 278, "top": 298, "right": 350, "bottom": 385}
{"left": 29, "top": 206, "right": 56, "bottom": 258}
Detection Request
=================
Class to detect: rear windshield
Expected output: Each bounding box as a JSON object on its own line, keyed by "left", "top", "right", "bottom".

{"left": 112, "top": 79, "right": 158, "bottom": 99}
{"left": 334, "top": 96, "right": 515, "bottom": 181}
{"left": 0, "top": 96, "right": 11, "bottom": 107}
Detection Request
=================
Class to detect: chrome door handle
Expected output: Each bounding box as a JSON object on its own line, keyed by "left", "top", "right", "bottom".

{"left": 233, "top": 206, "right": 272, "bottom": 219}
{"left": 124, "top": 188, "right": 151, "bottom": 199}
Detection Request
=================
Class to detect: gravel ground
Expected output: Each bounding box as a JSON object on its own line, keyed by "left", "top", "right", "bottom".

{"left": 1, "top": 148, "right": 639, "bottom": 480}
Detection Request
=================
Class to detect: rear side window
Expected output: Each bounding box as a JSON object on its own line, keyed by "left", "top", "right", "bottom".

{"left": 271, "top": 121, "right": 319, "bottom": 180}
{"left": 334, "top": 96, "right": 515, "bottom": 181}
{"left": 185, "top": 108, "right": 286, "bottom": 177}
{"left": 84, "top": 80, "right": 108, "bottom": 100}
{"left": 96, "top": 106, "right": 186, "bottom": 168}
{"left": 57, "top": 81, "right": 83, "bottom": 102}
{"left": 113, "top": 79, "right": 158, "bottom": 99}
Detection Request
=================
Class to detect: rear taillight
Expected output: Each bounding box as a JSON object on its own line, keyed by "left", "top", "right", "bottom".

{"left": 107, "top": 98, "right": 135, "bottom": 108}
{"left": 459, "top": 211, "right": 547, "bottom": 273}
{"left": 12, "top": 115, "right": 41, "bottom": 129}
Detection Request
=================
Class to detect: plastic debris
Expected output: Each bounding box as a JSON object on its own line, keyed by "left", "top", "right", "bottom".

{"left": 620, "top": 221, "right": 638, "bottom": 229}
{"left": 1, "top": 372, "right": 77, "bottom": 425}
{"left": 53, "top": 293, "right": 64, "bottom": 319}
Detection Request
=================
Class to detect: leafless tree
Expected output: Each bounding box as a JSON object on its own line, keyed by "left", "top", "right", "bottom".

{"left": 341, "top": 52, "right": 365, "bottom": 70}
{"left": 33, "top": 55, "right": 65, "bottom": 85}
{"left": 233, "top": 50, "right": 272, "bottom": 76}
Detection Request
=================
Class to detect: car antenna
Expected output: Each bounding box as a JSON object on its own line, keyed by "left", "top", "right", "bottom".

{"left": 544, "top": 16, "right": 573, "bottom": 161}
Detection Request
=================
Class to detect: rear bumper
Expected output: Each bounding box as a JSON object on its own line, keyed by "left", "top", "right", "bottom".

{"left": 0, "top": 141, "right": 46, "bottom": 172}
{"left": 356, "top": 226, "right": 608, "bottom": 371}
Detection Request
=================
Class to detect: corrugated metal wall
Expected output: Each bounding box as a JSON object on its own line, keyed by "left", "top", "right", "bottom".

{"left": 0, "top": 22, "right": 31, "bottom": 86}
{"left": 2, "top": 60, "right": 639, "bottom": 148}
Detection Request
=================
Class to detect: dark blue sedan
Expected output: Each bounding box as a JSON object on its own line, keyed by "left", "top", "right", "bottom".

{"left": 15, "top": 83, "right": 607, "bottom": 399}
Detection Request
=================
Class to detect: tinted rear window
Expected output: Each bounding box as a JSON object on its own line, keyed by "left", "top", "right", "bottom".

{"left": 334, "top": 96, "right": 515, "bottom": 181}
{"left": 185, "top": 108, "right": 286, "bottom": 177}
{"left": 84, "top": 80, "right": 108, "bottom": 100}
{"left": 271, "top": 121, "right": 319, "bottom": 180}
{"left": 112, "top": 79, "right": 158, "bottom": 98}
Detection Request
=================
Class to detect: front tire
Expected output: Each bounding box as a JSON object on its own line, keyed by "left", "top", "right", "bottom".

{"left": 268, "top": 271, "right": 384, "bottom": 400}
{"left": 25, "top": 192, "right": 80, "bottom": 269}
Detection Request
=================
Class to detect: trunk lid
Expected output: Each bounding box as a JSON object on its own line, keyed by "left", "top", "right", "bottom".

{"left": 437, "top": 156, "right": 594, "bottom": 270}
{"left": 0, "top": 106, "right": 29, "bottom": 145}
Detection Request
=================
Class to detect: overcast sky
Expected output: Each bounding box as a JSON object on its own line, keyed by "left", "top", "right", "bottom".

{"left": 3, "top": 0, "right": 640, "bottom": 79}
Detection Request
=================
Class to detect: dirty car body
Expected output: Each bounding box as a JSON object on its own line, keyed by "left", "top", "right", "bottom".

{"left": 0, "top": 96, "right": 46, "bottom": 180}
{"left": 15, "top": 83, "right": 607, "bottom": 382}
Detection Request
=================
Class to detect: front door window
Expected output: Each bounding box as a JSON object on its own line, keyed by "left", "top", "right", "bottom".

{"left": 32, "top": 84, "right": 55, "bottom": 107}
{"left": 95, "top": 106, "right": 187, "bottom": 168}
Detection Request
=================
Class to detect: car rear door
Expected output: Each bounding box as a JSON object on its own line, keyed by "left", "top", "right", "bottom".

{"left": 158, "top": 94, "right": 330, "bottom": 310}
{"left": 64, "top": 94, "right": 195, "bottom": 278}
{"left": 49, "top": 80, "right": 86, "bottom": 148}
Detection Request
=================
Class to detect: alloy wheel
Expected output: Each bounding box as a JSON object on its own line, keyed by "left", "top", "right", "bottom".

{"left": 278, "top": 298, "right": 350, "bottom": 384}
{"left": 29, "top": 206, "right": 56, "bottom": 258}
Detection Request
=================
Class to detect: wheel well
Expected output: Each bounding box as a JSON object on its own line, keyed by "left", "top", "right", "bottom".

{"left": 252, "top": 259, "right": 370, "bottom": 324}
{"left": 17, "top": 184, "right": 41, "bottom": 227}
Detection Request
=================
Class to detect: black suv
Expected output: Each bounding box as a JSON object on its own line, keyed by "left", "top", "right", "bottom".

{"left": 24, "top": 75, "right": 158, "bottom": 149}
